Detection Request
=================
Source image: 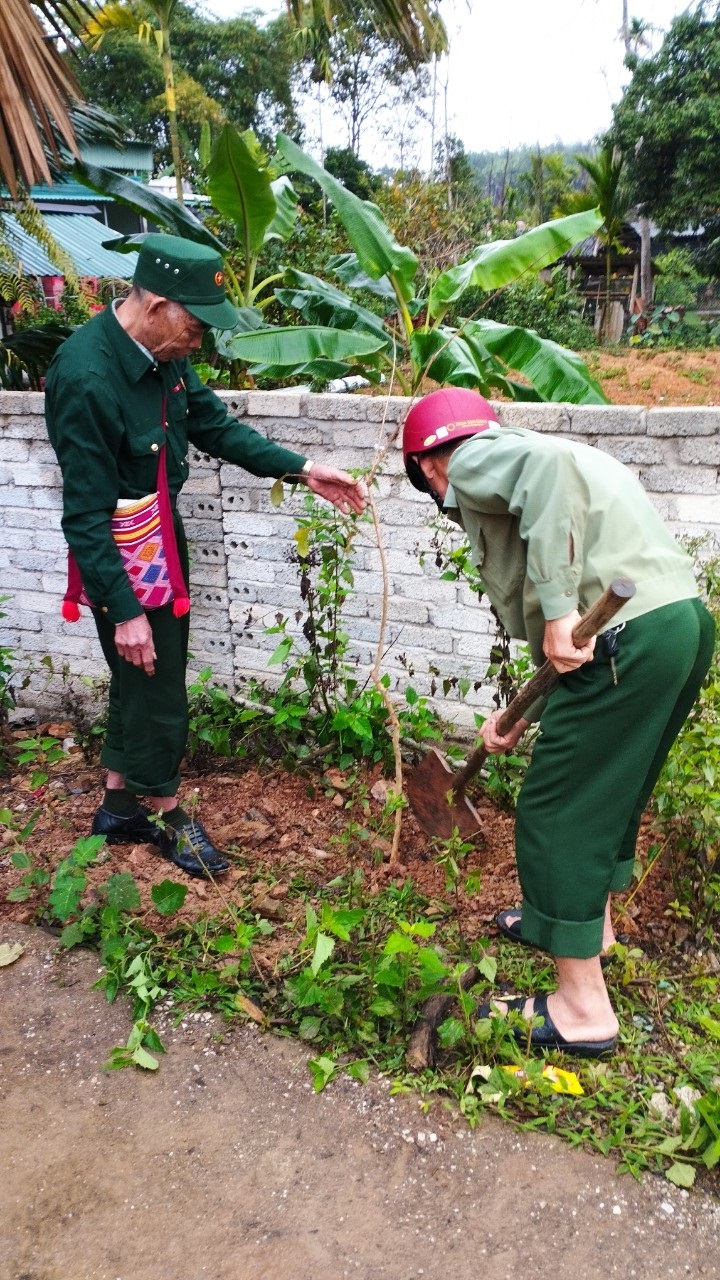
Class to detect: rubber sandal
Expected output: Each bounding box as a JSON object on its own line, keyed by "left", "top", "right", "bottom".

{"left": 495, "top": 909, "right": 613, "bottom": 969}
{"left": 476, "top": 990, "right": 618, "bottom": 1060}
{"left": 496, "top": 909, "right": 542, "bottom": 948}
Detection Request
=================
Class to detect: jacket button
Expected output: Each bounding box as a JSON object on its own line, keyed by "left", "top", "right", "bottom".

{"left": 151, "top": 442, "right": 159, "bottom": 452}
{"left": 101, "top": 606, "right": 109, "bottom": 613}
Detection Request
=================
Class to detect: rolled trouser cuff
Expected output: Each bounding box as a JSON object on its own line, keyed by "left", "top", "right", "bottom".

{"left": 101, "top": 740, "right": 181, "bottom": 797}
{"left": 521, "top": 898, "right": 605, "bottom": 959}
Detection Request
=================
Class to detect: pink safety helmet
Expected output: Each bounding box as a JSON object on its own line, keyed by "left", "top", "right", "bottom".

{"left": 402, "top": 388, "right": 498, "bottom": 491}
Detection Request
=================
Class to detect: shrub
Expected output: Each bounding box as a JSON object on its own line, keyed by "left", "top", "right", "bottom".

{"left": 472, "top": 267, "right": 596, "bottom": 350}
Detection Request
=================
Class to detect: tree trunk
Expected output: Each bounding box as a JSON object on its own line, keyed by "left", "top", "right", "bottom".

{"left": 161, "top": 27, "right": 184, "bottom": 205}
{"left": 639, "top": 214, "right": 653, "bottom": 313}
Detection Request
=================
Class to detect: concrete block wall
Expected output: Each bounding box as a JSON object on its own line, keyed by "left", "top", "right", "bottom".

{"left": 1, "top": 390, "right": 718, "bottom": 734}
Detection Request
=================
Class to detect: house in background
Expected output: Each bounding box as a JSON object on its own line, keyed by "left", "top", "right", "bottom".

{"left": 1, "top": 142, "right": 209, "bottom": 331}
{"left": 561, "top": 221, "right": 657, "bottom": 342}
{"left": 0, "top": 143, "right": 153, "bottom": 331}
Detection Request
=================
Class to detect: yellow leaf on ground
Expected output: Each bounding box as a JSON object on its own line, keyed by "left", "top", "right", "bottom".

{"left": 0, "top": 942, "right": 25, "bottom": 968}
{"left": 504, "top": 1064, "right": 584, "bottom": 1095}
{"left": 235, "top": 994, "right": 266, "bottom": 1024}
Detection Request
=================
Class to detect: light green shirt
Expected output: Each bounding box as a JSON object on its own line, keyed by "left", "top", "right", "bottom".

{"left": 445, "top": 426, "right": 698, "bottom": 671}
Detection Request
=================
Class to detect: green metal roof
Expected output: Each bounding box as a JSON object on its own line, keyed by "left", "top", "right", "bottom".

{"left": 24, "top": 181, "right": 113, "bottom": 205}
{"left": 80, "top": 143, "right": 153, "bottom": 174}
{"left": 2, "top": 214, "right": 137, "bottom": 279}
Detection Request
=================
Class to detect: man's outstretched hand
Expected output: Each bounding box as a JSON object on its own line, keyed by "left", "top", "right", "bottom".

{"left": 304, "top": 464, "right": 367, "bottom": 515}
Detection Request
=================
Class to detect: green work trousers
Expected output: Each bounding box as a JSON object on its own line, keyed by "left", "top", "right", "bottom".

{"left": 515, "top": 597, "right": 715, "bottom": 958}
{"left": 93, "top": 514, "right": 190, "bottom": 798}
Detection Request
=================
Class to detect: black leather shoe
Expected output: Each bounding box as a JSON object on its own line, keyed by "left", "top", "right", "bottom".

{"left": 91, "top": 804, "right": 162, "bottom": 845}
{"left": 158, "top": 819, "right": 230, "bottom": 878}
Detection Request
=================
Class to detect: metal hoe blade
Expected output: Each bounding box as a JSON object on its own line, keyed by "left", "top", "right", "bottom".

{"left": 404, "top": 747, "right": 482, "bottom": 841}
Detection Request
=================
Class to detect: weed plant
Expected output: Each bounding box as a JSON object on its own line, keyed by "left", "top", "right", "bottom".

{"left": 187, "top": 493, "right": 445, "bottom": 772}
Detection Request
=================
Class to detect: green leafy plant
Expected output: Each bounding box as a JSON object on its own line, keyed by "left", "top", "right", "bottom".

{"left": 74, "top": 125, "right": 607, "bottom": 402}
{"left": 222, "top": 492, "right": 446, "bottom": 770}
{"left": 628, "top": 302, "right": 720, "bottom": 350}
{"left": 481, "top": 266, "right": 596, "bottom": 351}
{"left": 0, "top": 595, "right": 21, "bottom": 770}
{"left": 221, "top": 135, "right": 607, "bottom": 401}
{"left": 104, "top": 1019, "right": 166, "bottom": 1072}
{"left": 3, "top": 808, "right": 48, "bottom": 902}
{"left": 13, "top": 734, "right": 67, "bottom": 790}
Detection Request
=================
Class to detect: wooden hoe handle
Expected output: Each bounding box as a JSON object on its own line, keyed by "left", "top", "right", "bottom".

{"left": 452, "top": 577, "right": 637, "bottom": 795}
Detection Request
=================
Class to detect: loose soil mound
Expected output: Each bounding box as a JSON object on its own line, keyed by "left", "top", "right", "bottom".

{"left": 0, "top": 740, "right": 673, "bottom": 957}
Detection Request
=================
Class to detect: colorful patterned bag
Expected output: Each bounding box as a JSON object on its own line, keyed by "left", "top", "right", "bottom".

{"left": 62, "top": 394, "right": 190, "bottom": 621}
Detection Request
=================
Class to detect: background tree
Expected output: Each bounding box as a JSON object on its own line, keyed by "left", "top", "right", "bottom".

{"left": 323, "top": 148, "right": 381, "bottom": 200}
{"left": 467, "top": 144, "right": 591, "bottom": 218}
{"left": 82, "top": 0, "right": 187, "bottom": 201}
{"left": 517, "top": 149, "right": 578, "bottom": 225}
{"left": 171, "top": 8, "right": 300, "bottom": 145}
{"left": 288, "top": 0, "right": 446, "bottom": 84}
{"left": 74, "top": 6, "right": 301, "bottom": 177}
{"left": 612, "top": 5, "right": 720, "bottom": 238}
{"left": 319, "top": 19, "right": 427, "bottom": 158}
{"left": 576, "top": 143, "right": 633, "bottom": 342}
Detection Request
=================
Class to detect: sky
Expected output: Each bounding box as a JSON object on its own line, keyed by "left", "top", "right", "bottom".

{"left": 195, "top": 0, "right": 695, "bottom": 165}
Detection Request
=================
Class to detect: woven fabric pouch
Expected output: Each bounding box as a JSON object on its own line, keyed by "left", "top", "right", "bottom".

{"left": 62, "top": 394, "right": 190, "bottom": 621}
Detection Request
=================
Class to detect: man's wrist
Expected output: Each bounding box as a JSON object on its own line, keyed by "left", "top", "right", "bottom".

{"left": 300, "top": 459, "right": 315, "bottom": 479}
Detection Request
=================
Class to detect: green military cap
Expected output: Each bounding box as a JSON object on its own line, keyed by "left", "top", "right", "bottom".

{"left": 134, "top": 233, "right": 237, "bottom": 330}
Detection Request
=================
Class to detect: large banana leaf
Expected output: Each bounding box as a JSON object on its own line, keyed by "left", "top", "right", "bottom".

{"left": 428, "top": 209, "right": 603, "bottom": 319}
{"left": 72, "top": 159, "right": 226, "bottom": 252}
{"left": 218, "top": 325, "right": 387, "bottom": 366}
{"left": 244, "top": 358, "right": 380, "bottom": 383}
{"left": 206, "top": 126, "right": 277, "bottom": 259}
{"left": 328, "top": 253, "right": 397, "bottom": 302}
{"left": 213, "top": 307, "right": 265, "bottom": 359}
{"left": 410, "top": 328, "right": 525, "bottom": 399}
{"left": 276, "top": 134, "right": 418, "bottom": 304}
{"left": 275, "top": 270, "right": 390, "bottom": 346}
{"left": 464, "top": 319, "right": 609, "bottom": 404}
{"left": 266, "top": 176, "right": 300, "bottom": 243}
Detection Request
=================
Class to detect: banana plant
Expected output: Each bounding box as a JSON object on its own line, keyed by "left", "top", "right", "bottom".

{"left": 218, "top": 134, "right": 609, "bottom": 403}
{"left": 204, "top": 125, "right": 300, "bottom": 311}
{"left": 73, "top": 125, "right": 607, "bottom": 401}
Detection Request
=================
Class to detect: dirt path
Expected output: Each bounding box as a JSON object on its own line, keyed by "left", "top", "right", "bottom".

{"left": 2, "top": 925, "right": 719, "bottom": 1280}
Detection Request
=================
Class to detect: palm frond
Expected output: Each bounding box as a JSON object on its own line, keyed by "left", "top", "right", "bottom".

{"left": 286, "top": 0, "right": 446, "bottom": 70}
{"left": 0, "top": 0, "right": 85, "bottom": 197}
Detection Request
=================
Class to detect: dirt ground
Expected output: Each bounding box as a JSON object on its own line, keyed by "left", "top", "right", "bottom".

{"left": 0, "top": 742, "right": 670, "bottom": 950}
{"left": 584, "top": 347, "right": 720, "bottom": 406}
{"left": 3, "top": 923, "right": 720, "bottom": 1280}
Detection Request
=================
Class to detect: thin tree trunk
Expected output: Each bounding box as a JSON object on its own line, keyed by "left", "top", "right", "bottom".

{"left": 639, "top": 214, "right": 653, "bottom": 313}
{"left": 161, "top": 26, "right": 184, "bottom": 205}
{"left": 601, "top": 244, "right": 612, "bottom": 343}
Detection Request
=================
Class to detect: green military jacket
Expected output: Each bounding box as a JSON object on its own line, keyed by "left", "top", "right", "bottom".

{"left": 445, "top": 425, "right": 698, "bottom": 674}
{"left": 45, "top": 304, "right": 308, "bottom": 625}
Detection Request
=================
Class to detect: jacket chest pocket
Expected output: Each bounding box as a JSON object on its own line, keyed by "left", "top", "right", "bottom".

{"left": 125, "top": 422, "right": 167, "bottom": 491}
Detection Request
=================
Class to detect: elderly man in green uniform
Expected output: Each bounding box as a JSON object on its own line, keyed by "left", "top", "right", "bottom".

{"left": 403, "top": 387, "right": 714, "bottom": 1057}
{"left": 46, "top": 234, "right": 366, "bottom": 879}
